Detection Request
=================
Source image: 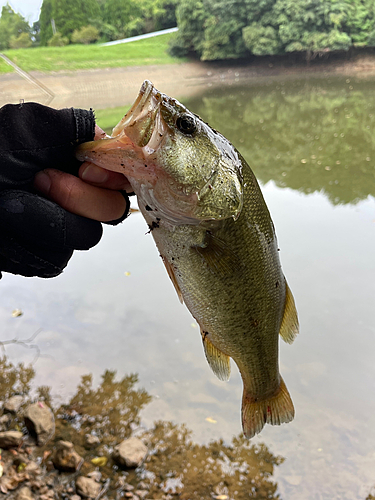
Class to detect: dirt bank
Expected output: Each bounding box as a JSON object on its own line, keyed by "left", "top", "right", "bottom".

{"left": 2, "top": 51, "right": 375, "bottom": 109}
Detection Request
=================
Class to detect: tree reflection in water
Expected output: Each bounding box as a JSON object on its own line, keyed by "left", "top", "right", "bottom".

{"left": 0, "top": 355, "right": 284, "bottom": 498}
{"left": 184, "top": 77, "right": 375, "bottom": 206}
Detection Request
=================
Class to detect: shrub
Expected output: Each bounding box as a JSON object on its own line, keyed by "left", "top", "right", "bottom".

{"left": 47, "top": 32, "right": 69, "bottom": 46}
{"left": 71, "top": 25, "right": 99, "bottom": 44}
{"left": 9, "top": 32, "right": 32, "bottom": 49}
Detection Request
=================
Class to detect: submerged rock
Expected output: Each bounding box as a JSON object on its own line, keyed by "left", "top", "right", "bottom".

{"left": 16, "top": 486, "right": 34, "bottom": 500}
{"left": 52, "top": 441, "right": 83, "bottom": 472}
{"left": 112, "top": 437, "right": 147, "bottom": 469}
{"left": 75, "top": 476, "right": 101, "bottom": 498}
{"left": 4, "top": 395, "right": 23, "bottom": 414}
{"left": 24, "top": 402, "right": 55, "bottom": 446}
{"left": 87, "top": 470, "right": 101, "bottom": 482}
{"left": 84, "top": 433, "right": 100, "bottom": 448}
{"left": 0, "top": 414, "right": 11, "bottom": 431}
{"left": 135, "top": 489, "right": 149, "bottom": 499}
{"left": 0, "top": 430, "right": 23, "bottom": 448}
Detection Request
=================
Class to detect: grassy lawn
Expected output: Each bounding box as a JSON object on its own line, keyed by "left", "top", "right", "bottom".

{"left": 94, "top": 105, "right": 130, "bottom": 132}
{"left": 0, "top": 57, "right": 13, "bottom": 74}
{"left": 1, "top": 32, "right": 185, "bottom": 74}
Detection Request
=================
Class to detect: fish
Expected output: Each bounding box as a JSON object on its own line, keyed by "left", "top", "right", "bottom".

{"left": 76, "top": 80, "right": 299, "bottom": 438}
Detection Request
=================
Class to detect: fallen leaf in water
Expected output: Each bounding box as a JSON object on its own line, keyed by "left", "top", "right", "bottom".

{"left": 11, "top": 309, "right": 23, "bottom": 317}
{"left": 91, "top": 456, "right": 108, "bottom": 467}
{"left": 205, "top": 417, "right": 217, "bottom": 424}
{"left": 17, "top": 463, "right": 27, "bottom": 473}
{"left": 124, "top": 272, "right": 131, "bottom": 276}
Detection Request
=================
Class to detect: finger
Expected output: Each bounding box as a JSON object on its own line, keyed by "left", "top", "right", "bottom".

{"left": 79, "top": 162, "right": 133, "bottom": 192}
{"left": 34, "top": 169, "right": 127, "bottom": 222}
{"left": 94, "top": 125, "right": 107, "bottom": 140}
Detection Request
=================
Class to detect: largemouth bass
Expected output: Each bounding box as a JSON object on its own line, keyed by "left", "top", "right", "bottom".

{"left": 76, "top": 80, "right": 299, "bottom": 438}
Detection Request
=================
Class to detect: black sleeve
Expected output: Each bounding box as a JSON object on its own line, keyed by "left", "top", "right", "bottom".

{"left": 0, "top": 103, "right": 104, "bottom": 278}
{"left": 0, "top": 102, "right": 95, "bottom": 186}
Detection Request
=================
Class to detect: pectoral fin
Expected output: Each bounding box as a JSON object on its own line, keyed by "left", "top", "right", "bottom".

{"left": 194, "top": 232, "right": 240, "bottom": 277}
{"left": 201, "top": 331, "right": 231, "bottom": 381}
{"left": 279, "top": 280, "right": 299, "bottom": 344}
{"left": 161, "top": 257, "right": 183, "bottom": 304}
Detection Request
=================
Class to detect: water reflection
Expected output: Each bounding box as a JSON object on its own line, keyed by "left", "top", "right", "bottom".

{"left": 182, "top": 77, "right": 375, "bottom": 205}
{"left": 0, "top": 354, "right": 285, "bottom": 498}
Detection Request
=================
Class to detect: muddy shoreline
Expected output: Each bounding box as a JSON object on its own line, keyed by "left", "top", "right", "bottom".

{"left": 2, "top": 50, "right": 375, "bottom": 109}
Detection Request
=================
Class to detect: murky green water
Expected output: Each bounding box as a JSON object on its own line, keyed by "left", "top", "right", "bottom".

{"left": 1, "top": 74, "right": 375, "bottom": 499}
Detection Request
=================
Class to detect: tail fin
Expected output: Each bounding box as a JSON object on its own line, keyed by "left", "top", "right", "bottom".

{"left": 241, "top": 377, "right": 295, "bottom": 439}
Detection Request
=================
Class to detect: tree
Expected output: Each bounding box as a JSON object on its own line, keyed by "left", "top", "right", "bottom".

{"left": 273, "top": 0, "right": 352, "bottom": 57}
{"left": 154, "top": 0, "right": 179, "bottom": 30}
{"left": 243, "top": 24, "right": 281, "bottom": 55}
{"left": 39, "top": 0, "right": 100, "bottom": 44}
{"left": 169, "top": 0, "right": 208, "bottom": 57}
{"left": 88, "top": 18, "right": 119, "bottom": 42}
{"left": 53, "top": 0, "right": 100, "bottom": 39}
{"left": 102, "top": 0, "right": 143, "bottom": 38}
{"left": 198, "top": 0, "right": 251, "bottom": 60}
{"left": 39, "top": 0, "right": 54, "bottom": 46}
{"left": 0, "top": 4, "right": 31, "bottom": 50}
{"left": 38, "top": 0, "right": 180, "bottom": 45}
{"left": 343, "top": 0, "right": 375, "bottom": 44}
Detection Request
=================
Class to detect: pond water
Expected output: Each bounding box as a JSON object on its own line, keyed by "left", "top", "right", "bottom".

{"left": 1, "top": 73, "right": 375, "bottom": 499}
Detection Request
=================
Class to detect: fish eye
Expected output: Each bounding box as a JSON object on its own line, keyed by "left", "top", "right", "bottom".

{"left": 176, "top": 114, "right": 197, "bottom": 135}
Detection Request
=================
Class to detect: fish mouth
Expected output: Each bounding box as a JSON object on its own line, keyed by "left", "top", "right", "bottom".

{"left": 111, "top": 80, "right": 163, "bottom": 148}
{"left": 76, "top": 80, "right": 166, "bottom": 168}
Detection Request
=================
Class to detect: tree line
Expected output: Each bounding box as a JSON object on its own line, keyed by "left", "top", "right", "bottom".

{"left": 170, "top": 0, "right": 375, "bottom": 60}
{"left": 1, "top": 0, "right": 375, "bottom": 60}
{"left": 0, "top": 0, "right": 177, "bottom": 49}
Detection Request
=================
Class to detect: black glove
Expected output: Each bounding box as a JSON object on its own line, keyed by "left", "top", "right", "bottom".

{"left": 0, "top": 102, "right": 128, "bottom": 279}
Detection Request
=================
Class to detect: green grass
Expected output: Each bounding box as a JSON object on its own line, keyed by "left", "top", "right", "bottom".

{"left": 0, "top": 57, "right": 14, "bottom": 74}
{"left": 94, "top": 105, "right": 130, "bottom": 132}
{"left": 2, "top": 33, "right": 185, "bottom": 73}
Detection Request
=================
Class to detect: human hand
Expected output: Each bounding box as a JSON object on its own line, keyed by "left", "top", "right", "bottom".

{"left": 34, "top": 125, "right": 133, "bottom": 222}
{"left": 0, "top": 102, "right": 131, "bottom": 279}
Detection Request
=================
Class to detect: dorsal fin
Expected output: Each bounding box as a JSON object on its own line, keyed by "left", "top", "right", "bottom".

{"left": 279, "top": 280, "right": 299, "bottom": 344}
{"left": 201, "top": 331, "right": 231, "bottom": 381}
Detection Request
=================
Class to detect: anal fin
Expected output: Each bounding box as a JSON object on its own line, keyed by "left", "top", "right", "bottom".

{"left": 279, "top": 280, "right": 299, "bottom": 344}
{"left": 242, "top": 376, "right": 295, "bottom": 439}
{"left": 201, "top": 331, "right": 231, "bottom": 381}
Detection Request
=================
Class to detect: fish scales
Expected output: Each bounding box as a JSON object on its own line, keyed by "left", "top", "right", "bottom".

{"left": 76, "top": 80, "right": 299, "bottom": 438}
{"left": 154, "top": 159, "right": 284, "bottom": 391}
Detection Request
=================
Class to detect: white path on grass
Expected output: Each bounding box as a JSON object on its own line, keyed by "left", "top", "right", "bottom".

{"left": 100, "top": 27, "right": 178, "bottom": 47}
